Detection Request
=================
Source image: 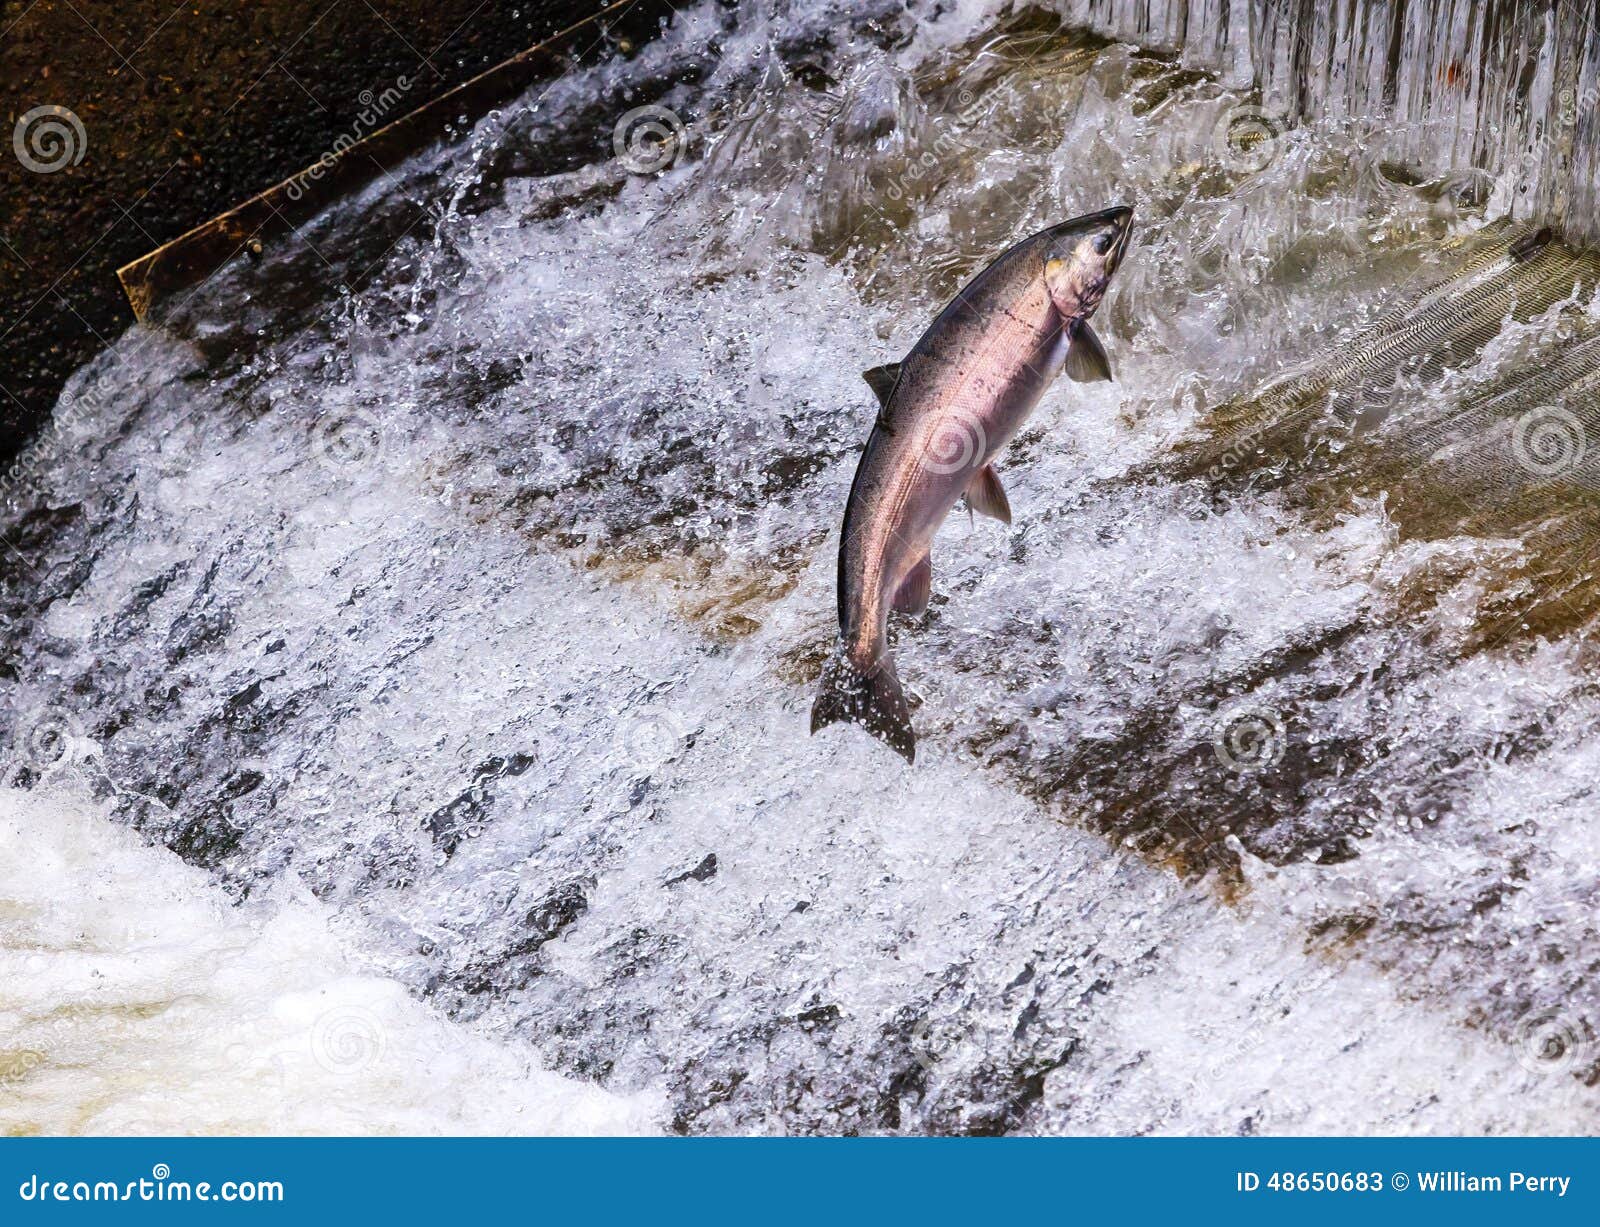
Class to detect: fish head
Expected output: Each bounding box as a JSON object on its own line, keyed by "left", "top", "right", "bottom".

{"left": 1043, "top": 205, "right": 1134, "bottom": 320}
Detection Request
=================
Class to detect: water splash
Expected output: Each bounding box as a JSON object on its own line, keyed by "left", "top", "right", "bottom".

{"left": 1, "top": 0, "right": 1597, "bottom": 1133}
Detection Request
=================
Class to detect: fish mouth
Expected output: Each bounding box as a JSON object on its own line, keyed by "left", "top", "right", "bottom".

{"left": 1065, "top": 204, "right": 1134, "bottom": 271}
{"left": 1103, "top": 204, "right": 1134, "bottom": 269}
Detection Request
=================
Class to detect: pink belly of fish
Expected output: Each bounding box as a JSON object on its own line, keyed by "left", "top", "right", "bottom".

{"left": 897, "top": 326, "right": 1070, "bottom": 558}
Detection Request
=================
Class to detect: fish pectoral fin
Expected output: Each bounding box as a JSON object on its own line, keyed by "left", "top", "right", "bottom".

{"left": 891, "top": 553, "right": 932, "bottom": 615}
{"left": 862, "top": 362, "right": 902, "bottom": 408}
{"left": 1064, "top": 322, "right": 1113, "bottom": 383}
{"left": 965, "top": 464, "right": 1012, "bottom": 524}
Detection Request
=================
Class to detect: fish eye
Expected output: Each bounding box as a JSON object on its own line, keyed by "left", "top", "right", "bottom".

{"left": 1093, "top": 231, "right": 1114, "bottom": 255}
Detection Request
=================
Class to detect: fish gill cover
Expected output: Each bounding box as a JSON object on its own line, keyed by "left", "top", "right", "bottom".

{"left": 1, "top": 0, "right": 1598, "bottom": 1133}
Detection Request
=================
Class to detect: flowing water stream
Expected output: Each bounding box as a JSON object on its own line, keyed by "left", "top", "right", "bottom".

{"left": 3, "top": 0, "right": 1599, "bottom": 1134}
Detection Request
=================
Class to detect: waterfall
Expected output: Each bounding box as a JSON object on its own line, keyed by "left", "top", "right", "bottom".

{"left": 1057, "top": 0, "right": 1597, "bottom": 237}
{"left": 2, "top": 0, "right": 1597, "bottom": 1135}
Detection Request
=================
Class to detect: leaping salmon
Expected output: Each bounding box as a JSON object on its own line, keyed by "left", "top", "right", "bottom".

{"left": 811, "top": 205, "right": 1135, "bottom": 762}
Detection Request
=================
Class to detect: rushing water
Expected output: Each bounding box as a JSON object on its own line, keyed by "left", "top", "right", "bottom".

{"left": 3, "top": 0, "right": 1599, "bottom": 1134}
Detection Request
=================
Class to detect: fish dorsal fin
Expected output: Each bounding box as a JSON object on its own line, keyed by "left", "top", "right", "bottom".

{"left": 965, "top": 464, "right": 1011, "bottom": 524}
{"left": 891, "top": 553, "right": 932, "bottom": 615}
{"left": 863, "top": 362, "right": 902, "bottom": 408}
{"left": 1064, "top": 322, "right": 1113, "bottom": 383}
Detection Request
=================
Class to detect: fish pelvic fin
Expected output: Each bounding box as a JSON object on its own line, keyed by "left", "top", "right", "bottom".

{"left": 892, "top": 553, "right": 932, "bottom": 615}
{"left": 810, "top": 649, "right": 915, "bottom": 763}
{"left": 966, "top": 465, "right": 1011, "bottom": 524}
{"left": 1064, "top": 320, "right": 1113, "bottom": 382}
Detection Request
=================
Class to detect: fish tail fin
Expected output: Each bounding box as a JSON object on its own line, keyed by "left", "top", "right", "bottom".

{"left": 810, "top": 649, "right": 915, "bottom": 763}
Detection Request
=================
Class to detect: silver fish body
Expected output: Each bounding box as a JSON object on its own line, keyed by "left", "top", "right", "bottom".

{"left": 812, "top": 206, "right": 1134, "bottom": 761}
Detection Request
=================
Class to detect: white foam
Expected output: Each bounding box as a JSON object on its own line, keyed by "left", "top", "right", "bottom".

{"left": 0, "top": 785, "right": 660, "bottom": 1136}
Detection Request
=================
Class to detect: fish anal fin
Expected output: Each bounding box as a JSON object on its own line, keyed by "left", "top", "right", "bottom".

{"left": 863, "top": 363, "right": 902, "bottom": 408}
{"left": 892, "top": 553, "right": 932, "bottom": 615}
{"left": 966, "top": 465, "right": 1011, "bottom": 524}
{"left": 1065, "top": 322, "right": 1113, "bottom": 382}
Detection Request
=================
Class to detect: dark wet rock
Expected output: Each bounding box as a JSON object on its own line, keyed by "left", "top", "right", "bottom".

{"left": 114, "top": 563, "right": 188, "bottom": 638}
{"left": 425, "top": 751, "right": 540, "bottom": 858}
{"left": 665, "top": 853, "right": 718, "bottom": 886}
{"left": 0, "top": 0, "right": 682, "bottom": 463}
{"left": 165, "top": 558, "right": 237, "bottom": 664}
{"left": 796, "top": 1003, "right": 841, "bottom": 1031}
{"left": 433, "top": 877, "right": 596, "bottom": 1001}
{"left": 221, "top": 769, "right": 265, "bottom": 800}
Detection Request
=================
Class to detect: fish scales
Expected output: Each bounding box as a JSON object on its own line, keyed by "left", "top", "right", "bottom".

{"left": 814, "top": 206, "right": 1134, "bottom": 761}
